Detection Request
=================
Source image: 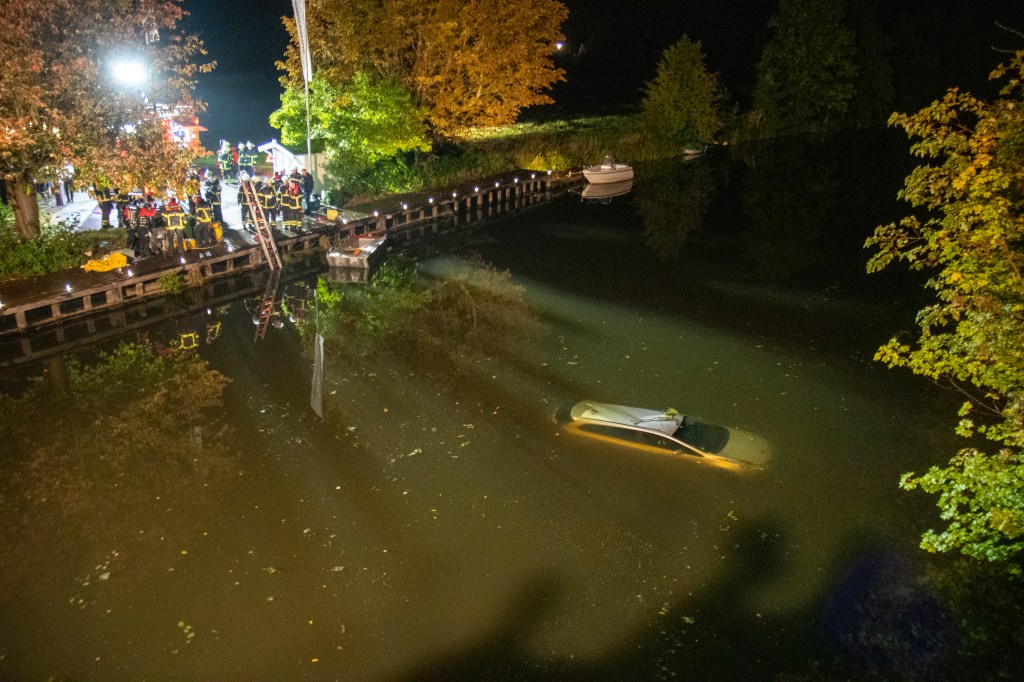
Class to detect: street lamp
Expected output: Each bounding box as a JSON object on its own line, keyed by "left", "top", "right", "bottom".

{"left": 109, "top": 57, "right": 148, "bottom": 89}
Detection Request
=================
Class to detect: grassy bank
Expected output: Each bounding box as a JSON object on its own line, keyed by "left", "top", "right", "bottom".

{"left": 0, "top": 204, "right": 126, "bottom": 282}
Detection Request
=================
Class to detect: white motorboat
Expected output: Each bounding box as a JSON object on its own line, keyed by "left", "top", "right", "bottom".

{"left": 582, "top": 156, "right": 634, "bottom": 184}
{"left": 580, "top": 179, "right": 633, "bottom": 203}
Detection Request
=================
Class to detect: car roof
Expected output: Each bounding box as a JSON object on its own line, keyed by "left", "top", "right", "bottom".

{"left": 570, "top": 401, "right": 682, "bottom": 438}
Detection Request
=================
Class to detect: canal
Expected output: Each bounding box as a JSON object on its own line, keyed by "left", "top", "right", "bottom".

{"left": 0, "top": 137, "right": 969, "bottom": 680}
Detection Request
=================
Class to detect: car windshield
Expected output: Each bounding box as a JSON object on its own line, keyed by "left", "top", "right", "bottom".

{"left": 673, "top": 418, "right": 730, "bottom": 454}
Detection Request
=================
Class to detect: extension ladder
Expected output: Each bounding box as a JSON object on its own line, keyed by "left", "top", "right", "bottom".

{"left": 240, "top": 179, "right": 282, "bottom": 271}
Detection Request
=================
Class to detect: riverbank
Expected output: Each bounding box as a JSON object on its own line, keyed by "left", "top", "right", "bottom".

{"left": 0, "top": 171, "right": 582, "bottom": 362}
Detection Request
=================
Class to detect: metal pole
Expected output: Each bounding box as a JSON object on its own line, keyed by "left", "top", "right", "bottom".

{"left": 291, "top": 0, "right": 313, "bottom": 159}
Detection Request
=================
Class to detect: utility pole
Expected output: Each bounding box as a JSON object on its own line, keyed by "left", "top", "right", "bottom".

{"left": 291, "top": 0, "right": 313, "bottom": 161}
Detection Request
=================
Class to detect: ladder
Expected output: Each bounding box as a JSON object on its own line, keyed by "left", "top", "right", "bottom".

{"left": 254, "top": 268, "right": 282, "bottom": 342}
{"left": 240, "top": 179, "right": 282, "bottom": 271}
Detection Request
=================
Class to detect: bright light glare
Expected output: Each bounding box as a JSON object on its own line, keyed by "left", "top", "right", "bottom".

{"left": 110, "top": 58, "right": 148, "bottom": 88}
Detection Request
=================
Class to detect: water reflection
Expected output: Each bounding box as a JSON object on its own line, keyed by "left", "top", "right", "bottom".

{"left": 633, "top": 158, "right": 716, "bottom": 261}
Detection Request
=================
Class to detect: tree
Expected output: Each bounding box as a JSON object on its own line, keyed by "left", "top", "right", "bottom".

{"left": 866, "top": 50, "right": 1024, "bottom": 569}
{"left": 0, "top": 0, "right": 211, "bottom": 238}
{"left": 640, "top": 36, "right": 727, "bottom": 149}
{"left": 271, "top": 72, "right": 430, "bottom": 193}
{"left": 749, "top": 0, "right": 858, "bottom": 138}
{"left": 277, "top": 0, "right": 567, "bottom": 139}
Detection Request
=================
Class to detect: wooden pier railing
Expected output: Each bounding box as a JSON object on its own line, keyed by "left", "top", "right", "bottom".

{"left": 0, "top": 174, "right": 581, "bottom": 364}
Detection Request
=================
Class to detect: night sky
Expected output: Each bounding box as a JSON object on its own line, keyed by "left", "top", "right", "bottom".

{"left": 181, "top": 0, "right": 1024, "bottom": 150}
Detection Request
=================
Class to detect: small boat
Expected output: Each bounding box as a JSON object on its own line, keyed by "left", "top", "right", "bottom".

{"left": 580, "top": 179, "right": 633, "bottom": 203}
{"left": 582, "top": 156, "right": 634, "bottom": 184}
{"left": 326, "top": 232, "right": 388, "bottom": 270}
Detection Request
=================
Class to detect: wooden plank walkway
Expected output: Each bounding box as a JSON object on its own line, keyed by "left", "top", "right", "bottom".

{"left": 0, "top": 172, "right": 582, "bottom": 365}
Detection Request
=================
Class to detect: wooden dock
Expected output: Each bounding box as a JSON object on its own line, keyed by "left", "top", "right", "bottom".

{"left": 0, "top": 172, "right": 582, "bottom": 366}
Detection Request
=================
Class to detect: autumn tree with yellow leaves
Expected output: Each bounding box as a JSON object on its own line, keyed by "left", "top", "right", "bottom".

{"left": 0, "top": 0, "right": 212, "bottom": 238}
{"left": 279, "top": 0, "right": 567, "bottom": 139}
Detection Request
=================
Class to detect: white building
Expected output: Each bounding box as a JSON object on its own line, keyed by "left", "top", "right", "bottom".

{"left": 257, "top": 139, "right": 329, "bottom": 193}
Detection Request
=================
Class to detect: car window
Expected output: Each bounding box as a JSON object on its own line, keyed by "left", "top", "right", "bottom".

{"left": 578, "top": 423, "right": 630, "bottom": 441}
{"left": 633, "top": 431, "right": 683, "bottom": 452}
{"left": 673, "top": 418, "right": 730, "bottom": 454}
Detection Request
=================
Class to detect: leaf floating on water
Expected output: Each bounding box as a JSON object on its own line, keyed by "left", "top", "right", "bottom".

{"left": 98, "top": 572, "right": 110, "bottom": 581}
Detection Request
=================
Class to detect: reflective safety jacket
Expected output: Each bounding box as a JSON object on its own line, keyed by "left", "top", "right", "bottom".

{"left": 279, "top": 191, "right": 301, "bottom": 211}
{"left": 194, "top": 205, "right": 213, "bottom": 226}
{"left": 163, "top": 204, "right": 186, "bottom": 230}
{"left": 257, "top": 184, "right": 278, "bottom": 210}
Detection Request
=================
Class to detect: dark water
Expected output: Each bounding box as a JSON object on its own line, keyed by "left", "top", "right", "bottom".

{"left": 0, "top": 138, "right": 970, "bottom": 680}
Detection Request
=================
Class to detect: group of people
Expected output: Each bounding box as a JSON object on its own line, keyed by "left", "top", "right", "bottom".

{"left": 86, "top": 159, "right": 318, "bottom": 260}
{"left": 217, "top": 140, "right": 261, "bottom": 181}
{"left": 236, "top": 169, "right": 315, "bottom": 232}
{"left": 90, "top": 171, "right": 225, "bottom": 258}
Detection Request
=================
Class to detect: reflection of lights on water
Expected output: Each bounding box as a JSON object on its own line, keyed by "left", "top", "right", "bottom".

{"left": 495, "top": 181, "right": 500, "bottom": 188}
{"left": 513, "top": 177, "right": 519, "bottom": 183}
{"left": 180, "top": 257, "right": 186, "bottom": 264}
{"left": 341, "top": 218, "right": 347, "bottom": 224}
{"left": 428, "top": 197, "right": 434, "bottom": 204}
{"left": 473, "top": 186, "right": 479, "bottom": 193}
{"left": 65, "top": 283, "right": 72, "bottom": 293}
{"left": 401, "top": 203, "right": 407, "bottom": 210}
{"left": 452, "top": 191, "right": 457, "bottom": 198}
{"left": 126, "top": 268, "right": 133, "bottom": 277}
{"left": 531, "top": 173, "right": 536, "bottom": 179}
{"left": 373, "top": 210, "right": 379, "bottom": 217}
{"left": 547, "top": 169, "right": 552, "bottom": 175}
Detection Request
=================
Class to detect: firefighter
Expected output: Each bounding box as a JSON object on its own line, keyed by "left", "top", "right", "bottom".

{"left": 204, "top": 175, "right": 224, "bottom": 224}
{"left": 237, "top": 141, "right": 252, "bottom": 178}
{"left": 279, "top": 177, "right": 304, "bottom": 230}
{"left": 256, "top": 176, "right": 278, "bottom": 225}
{"left": 245, "top": 141, "right": 257, "bottom": 176}
{"left": 217, "top": 140, "right": 234, "bottom": 180}
{"left": 237, "top": 172, "right": 254, "bottom": 231}
{"left": 111, "top": 186, "right": 131, "bottom": 229}
{"left": 125, "top": 193, "right": 143, "bottom": 256}
{"left": 139, "top": 196, "right": 160, "bottom": 256}
{"left": 193, "top": 195, "right": 215, "bottom": 246}
{"left": 163, "top": 194, "right": 187, "bottom": 255}
{"left": 184, "top": 171, "right": 201, "bottom": 213}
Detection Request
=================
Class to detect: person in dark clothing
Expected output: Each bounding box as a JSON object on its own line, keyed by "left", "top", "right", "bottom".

{"left": 300, "top": 168, "right": 315, "bottom": 213}
{"left": 237, "top": 173, "right": 254, "bottom": 231}
{"left": 63, "top": 175, "right": 74, "bottom": 203}
{"left": 204, "top": 176, "right": 223, "bottom": 224}
{"left": 163, "top": 196, "right": 187, "bottom": 255}
{"left": 92, "top": 180, "right": 115, "bottom": 228}
{"left": 193, "top": 196, "right": 215, "bottom": 246}
{"left": 140, "top": 197, "right": 160, "bottom": 256}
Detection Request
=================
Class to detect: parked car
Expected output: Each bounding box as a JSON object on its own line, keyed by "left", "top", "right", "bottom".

{"left": 555, "top": 401, "right": 771, "bottom": 472}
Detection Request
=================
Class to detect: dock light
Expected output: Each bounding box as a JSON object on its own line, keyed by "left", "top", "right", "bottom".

{"left": 452, "top": 191, "right": 457, "bottom": 198}
{"left": 126, "top": 268, "right": 133, "bottom": 277}
{"left": 180, "top": 256, "right": 186, "bottom": 264}
{"left": 401, "top": 203, "right": 407, "bottom": 210}
{"left": 547, "top": 169, "right": 552, "bottom": 175}
{"left": 513, "top": 177, "right": 519, "bottom": 183}
{"left": 65, "top": 283, "right": 72, "bottom": 293}
{"left": 530, "top": 173, "right": 536, "bottom": 179}
{"left": 473, "top": 186, "right": 479, "bottom": 193}
{"left": 341, "top": 218, "right": 347, "bottom": 224}
{"left": 555, "top": 42, "right": 564, "bottom": 50}
{"left": 373, "top": 210, "right": 379, "bottom": 217}
{"left": 428, "top": 197, "right": 434, "bottom": 204}
{"left": 495, "top": 181, "right": 500, "bottom": 188}
{"left": 0, "top": 299, "right": 4, "bottom": 310}
{"left": 226, "top": 243, "right": 234, "bottom": 252}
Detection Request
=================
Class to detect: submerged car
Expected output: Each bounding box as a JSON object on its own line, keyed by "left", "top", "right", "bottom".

{"left": 556, "top": 401, "right": 771, "bottom": 472}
